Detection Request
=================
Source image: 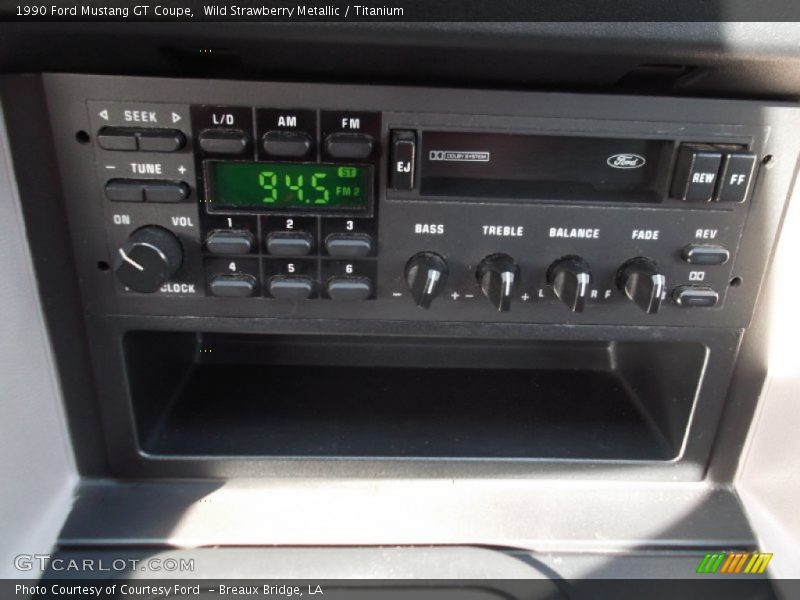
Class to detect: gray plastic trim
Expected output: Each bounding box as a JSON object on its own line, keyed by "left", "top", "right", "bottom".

{"left": 0, "top": 103, "right": 77, "bottom": 577}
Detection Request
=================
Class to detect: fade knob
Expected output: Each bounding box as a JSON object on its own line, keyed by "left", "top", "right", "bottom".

{"left": 113, "top": 226, "right": 183, "bottom": 293}
{"left": 547, "top": 256, "right": 592, "bottom": 313}
{"left": 405, "top": 252, "right": 449, "bottom": 309}
{"left": 477, "top": 254, "right": 519, "bottom": 312}
{"left": 616, "top": 257, "right": 666, "bottom": 314}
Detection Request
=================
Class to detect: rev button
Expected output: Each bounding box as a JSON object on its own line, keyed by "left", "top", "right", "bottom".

{"left": 681, "top": 244, "right": 730, "bottom": 266}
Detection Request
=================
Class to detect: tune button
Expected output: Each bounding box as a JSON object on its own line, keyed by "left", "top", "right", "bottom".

{"left": 105, "top": 179, "right": 145, "bottom": 202}
{"left": 326, "top": 277, "right": 372, "bottom": 300}
{"left": 324, "top": 233, "right": 373, "bottom": 258}
{"left": 673, "top": 285, "right": 719, "bottom": 307}
{"left": 265, "top": 231, "right": 314, "bottom": 256}
{"left": 208, "top": 273, "right": 256, "bottom": 298}
{"left": 142, "top": 181, "right": 190, "bottom": 203}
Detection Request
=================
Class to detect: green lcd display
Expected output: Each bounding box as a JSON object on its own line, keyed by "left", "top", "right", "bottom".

{"left": 207, "top": 161, "right": 371, "bottom": 212}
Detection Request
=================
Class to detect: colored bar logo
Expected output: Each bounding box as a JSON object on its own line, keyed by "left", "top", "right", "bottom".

{"left": 696, "top": 552, "right": 772, "bottom": 574}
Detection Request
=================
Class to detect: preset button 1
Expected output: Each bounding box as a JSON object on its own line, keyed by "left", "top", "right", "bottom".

{"left": 205, "top": 230, "right": 255, "bottom": 255}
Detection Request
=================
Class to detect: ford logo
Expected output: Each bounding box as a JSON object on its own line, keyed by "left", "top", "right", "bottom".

{"left": 607, "top": 153, "right": 646, "bottom": 169}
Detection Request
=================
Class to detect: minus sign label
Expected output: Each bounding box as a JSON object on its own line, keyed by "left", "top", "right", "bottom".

{"left": 465, "top": 294, "right": 475, "bottom": 298}
{"left": 105, "top": 165, "right": 116, "bottom": 169}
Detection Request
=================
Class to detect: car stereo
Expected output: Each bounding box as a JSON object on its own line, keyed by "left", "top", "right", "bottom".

{"left": 42, "top": 75, "right": 799, "bottom": 329}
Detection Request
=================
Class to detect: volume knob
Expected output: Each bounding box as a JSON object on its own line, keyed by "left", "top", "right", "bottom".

{"left": 477, "top": 254, "right": 519, "bottom": 312}
{"left": 113, "top": 226, "right": 183, "bottom": 293}
{"left": 616, "top": 257, "right": 666, "bottom": 314}
{"left": 405, "top": 252, "right": 449, "bottom": 309}
{"left": 547, "top": 256, "right": 592, "bottom": 313}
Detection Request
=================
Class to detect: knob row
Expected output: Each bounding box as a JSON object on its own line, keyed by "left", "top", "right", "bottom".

{"left": 405, "top": 252, "right": 671, "bottom": 314}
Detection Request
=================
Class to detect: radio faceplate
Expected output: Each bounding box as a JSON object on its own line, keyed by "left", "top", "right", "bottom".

{"left": 44, "top": 75, "right": 800, "bottom": 328}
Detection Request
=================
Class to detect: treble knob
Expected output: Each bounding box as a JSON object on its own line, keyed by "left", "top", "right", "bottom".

{"left": 616, "top": 257, "right": 666, "bottom": 314}
{"left": 476, "top": 254, "right": 519, "bottom": 312}
{"left": 405, "top": 252, "right": 449, "bottom": 309}
{"left": 547, "top": 256, "right": 592, "bottom": 313}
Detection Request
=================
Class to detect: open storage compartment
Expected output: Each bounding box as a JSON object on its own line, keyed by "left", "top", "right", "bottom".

{"left": 125, "top": 332, "right": 707, "bottom": 461}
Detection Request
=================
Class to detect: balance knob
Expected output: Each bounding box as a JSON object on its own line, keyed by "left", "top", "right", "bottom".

{"left": 616, "top": 257, "right": 666, "bottom": 314}
{"left": 113, "top": 226, "right": 183, "bottom": 293}
{"left": 405, "top": 252, "right": 449, "bottom": 309}
{"left": 547, "top": 256, "right": 592, "bottom": 313}
{"left": 477, "top": 254, "right": 519, "bottom": 312}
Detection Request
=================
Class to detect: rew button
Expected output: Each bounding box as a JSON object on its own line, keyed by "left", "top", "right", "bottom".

{"left": 670, "top": 144, "right": 722, "bottom": 202}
